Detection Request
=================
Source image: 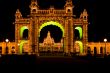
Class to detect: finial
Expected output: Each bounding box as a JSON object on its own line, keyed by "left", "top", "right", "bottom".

{"left": 47, "top": 31, "right": 51, "bottom": 37}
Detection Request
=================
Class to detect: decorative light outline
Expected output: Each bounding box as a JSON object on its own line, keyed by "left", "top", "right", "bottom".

{"left": 75, "top": 41, "right": 83, "bottom": 53}
{"left": 20, "top": 26, "right": 28, "bottom": 38}
{"left": 75, "top": 26, "right": 83, "bottom": 39}
{"left": 19, "top": 40, "right": 28, "bottom": 54}
{"left": 39, "top": 21, "right": 64, "bottom": 37}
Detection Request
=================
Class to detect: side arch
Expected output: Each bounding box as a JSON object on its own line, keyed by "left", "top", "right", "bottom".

{"left": 75, "top": 26, "right": 83, "bottom": 39}
{"left": 19, "top": 40, "right": 28, "bottom": 54}
{"left": 75, "top": 41, "right": 83, "bottom": 53}
{"left": 20, "top": 26, "right": 28, "bottom": 38}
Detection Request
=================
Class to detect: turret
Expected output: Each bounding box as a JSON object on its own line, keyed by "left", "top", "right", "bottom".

{"left": 64, "top": 0, "right": 74, "bottom": 14}
{"left": 15, "top": 9, "right": 22, "bottom": 19}
{"left": 29, "top": 0, "right": 39, "bottom": 13}
{"left": 80, "top": 9, "right": 88, "bottom": 21}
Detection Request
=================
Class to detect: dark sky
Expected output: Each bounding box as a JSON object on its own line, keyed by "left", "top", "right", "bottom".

{"left": 0, "top": 0, "right": 109, "bottom": 42}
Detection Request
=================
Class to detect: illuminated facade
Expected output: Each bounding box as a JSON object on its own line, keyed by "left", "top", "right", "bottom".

{"left": 0, "top": 0, "right": 109, "bottom": 56}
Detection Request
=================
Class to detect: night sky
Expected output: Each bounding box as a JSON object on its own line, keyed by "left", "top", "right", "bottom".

{"left": 0, "top": 0, "right": 109, "bottom": 42}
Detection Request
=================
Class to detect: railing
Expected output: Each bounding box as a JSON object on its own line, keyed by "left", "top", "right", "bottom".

{"left": 37, "top": 10, "right": 66, "bottom": 15}
{"left": 15, "top": 19, "right": 30, "bottom": 23}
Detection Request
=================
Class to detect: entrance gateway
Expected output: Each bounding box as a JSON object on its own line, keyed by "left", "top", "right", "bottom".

{"left": 15, "top": 0, "right": 88, "bottom": 56}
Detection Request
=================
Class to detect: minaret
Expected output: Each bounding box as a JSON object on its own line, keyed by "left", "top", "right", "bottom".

{"left": 64, "top": 0, "right": 74, "bottom": 13}
{"left": 47, "top": 31, "right": 51, "bottom": 39}
{"left": 29, "top": 0, "right": 39, "bottom": 13}
{"left": 15, "top": 9, "right": 22, "bottom": 19}
{"left": 82, "top": 9, "right": 88, "bottom": 21}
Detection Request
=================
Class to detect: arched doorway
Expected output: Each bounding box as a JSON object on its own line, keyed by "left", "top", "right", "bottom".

{"left": 74, "top": 26, "right": 83, "bottom": 55}
{"left": 74, "top": 26, "right": 83, "bottom": 40}
{"left": 38, "top": 21, "right": 64, "bottom": 56}
{"left": 100, "top": 47, "right": 103, "bottom": 54}
{"left": 20, "top": 26, "right": 28, "bottom": 39}
{"left": 74, "top": 41, "right": 83, "bottom": 54}
{"left": 19, "top": 40, "right": 28, "bottom": 54}
{"left": 39, "top": 25, "right": 63, "bottom": 43}
{"left": 74, "top": 29, "right": 80, "bottom": 40}
{"left": 39, "top": 21, "right": 64, "bottom": 37}
{"left": 87, "top": 47, "right": 91, "bottom": 54}
{"left": 94, "top": 47, "right": 97, "bottom": 55}
{"left": 23, "top": 29, "right": 29, "bottom": 40}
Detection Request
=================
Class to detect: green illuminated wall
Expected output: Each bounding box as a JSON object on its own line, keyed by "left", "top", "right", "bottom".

{"left": 19, "top": 40, "right": 28, "bottom": 54}
{"left": 75, "top": 41, "right": 83, "bottom": 53}
{"left": 39, "top": 21, "right": 64, "bottom": 37}
{"left": 20, "top": 26, "right": 28, "bottom": 38}
{"left": 75, "top": 27, "right": 82, "bottom": 39}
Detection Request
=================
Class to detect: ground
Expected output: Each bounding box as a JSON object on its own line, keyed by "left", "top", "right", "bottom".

{"left": 0, "top": 55, "right": 110, "bottom": 64}
{"left": 0, "top": 55, "right": 110, "bottom": 72}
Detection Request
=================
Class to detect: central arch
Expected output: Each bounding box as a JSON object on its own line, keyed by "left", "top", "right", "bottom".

{"left": 39, "top": 21, "right": 64, "bottom": 37}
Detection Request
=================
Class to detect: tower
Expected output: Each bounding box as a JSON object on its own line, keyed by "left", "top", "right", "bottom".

{"left": 30, "top": 0, "right": 39, "bottom": 13}
{"left": 64, "top": 0, "right": 74, "bottom": 14}
{"left": 64, "top": 0, "right": 74, "bottom": 54}
{"left": 15, "top": 9, "right": 22, "bottom": 19}
{"left": 82, "top": 9, "right": 88, "bottom": 53}
{"left": 15, "top": 8, "right": 30, "bottom": 54}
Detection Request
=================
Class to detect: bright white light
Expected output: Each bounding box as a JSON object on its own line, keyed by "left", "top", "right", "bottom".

{"left": 18, "top": 44, "right": 20, "bottom": 46}
{"left": 5, "top": 39, "right": 9, "bottom": 43}
{"left": 104, "top": 38, "right": 107, "bottom": 42}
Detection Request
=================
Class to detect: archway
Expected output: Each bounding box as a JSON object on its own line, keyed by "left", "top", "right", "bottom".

{"left": 23, "top": 29, "right": 29, "bottom": 39}
{"left": 39, "top": 21, "right": 64, "bottom": 55}
{"left": 75, "top": 26, "right": 83, "bottom": 39}
{"left": 39, "top": 25, "right": 63, "bottom": 43}
{"left": 19, "top": 40, "right": 28, "bottom": 54}
{"left": 87, "top": 47, "right": 91, "bottom": 54}
{"left": 74, "top": 29, "right": 80, "bottom": 40}
{"left": 100, "top": 47, "right": 103, "bottom": 54}
{"left": 75, "top": 41, "right": 83, "bottom": 53}
{"left": 20, "top": 26, "right": 28, "bottom": 39}
{"left": 39, "top": 21, "right": 64, "bottom": 37}
{"left": 94, "top": 47, "right": 97, "bottom": 55}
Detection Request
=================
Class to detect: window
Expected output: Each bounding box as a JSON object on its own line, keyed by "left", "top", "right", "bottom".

{"left": 84, "top": 16, "right": 87, "bottom": 20}
{"left": 23, "top": 29, "right": 28, "bottom": 40}
{"left": 68, "top": 9, "right": 71, "bottom": 12}
{"left": 12, "top": 47, "right": 15, "bottom": 49}
{"left": 32, "top": 9, "right": 36, "bottom": 12}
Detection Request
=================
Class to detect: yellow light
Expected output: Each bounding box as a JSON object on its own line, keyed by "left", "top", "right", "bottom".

{"left": 75, "top": 27, "right": 83, "bottom": 39}
{"left": 75, "top": 41, "right": 83, "bottom": 53}
{"left": 39, "top": 21, "right": 64, "bottom": 37}
{"left": 19, "top": 40, "right": 28, "bottom": 54}
{"left": 20, "top": 26, "right": 28, "bottom": 38}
